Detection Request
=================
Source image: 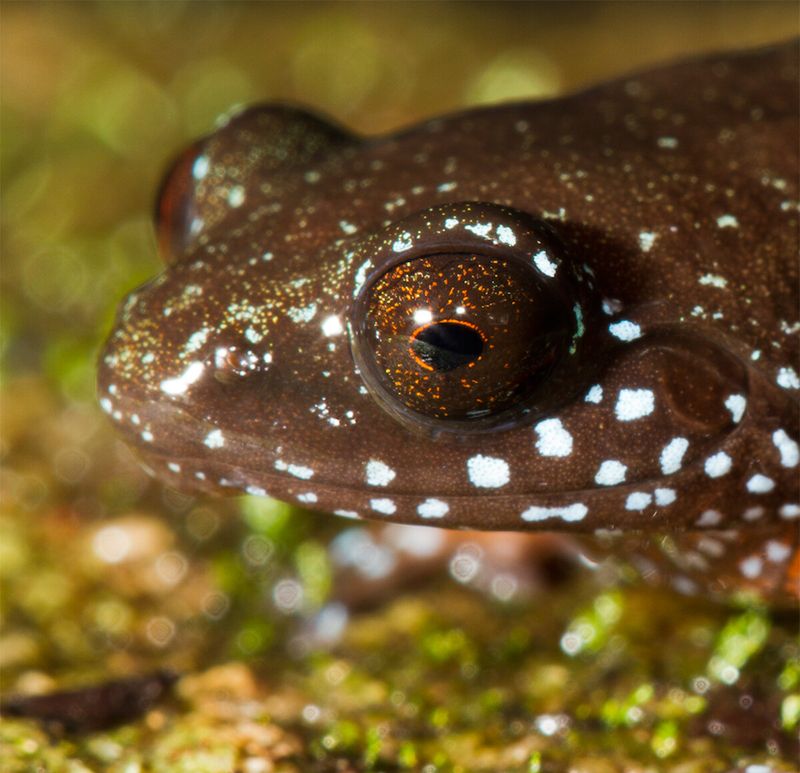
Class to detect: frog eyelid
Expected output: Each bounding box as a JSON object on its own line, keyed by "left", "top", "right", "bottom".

{"left": 349, "top": 201, "right": 576, "bottom": 293}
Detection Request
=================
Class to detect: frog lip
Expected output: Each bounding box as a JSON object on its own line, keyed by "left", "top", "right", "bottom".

{"left": 98, "top": 385, "right": 798, "bottom": 535}
{"left": 97, "top": 337, "right": 799, "bottom": 534}
{"left": 135, "top": 443, "right": 798, "bottom": 534}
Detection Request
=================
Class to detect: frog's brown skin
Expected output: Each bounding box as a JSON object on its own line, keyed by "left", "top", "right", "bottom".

{"left": 99, "top": 42, "right": 799, "bottom": 602}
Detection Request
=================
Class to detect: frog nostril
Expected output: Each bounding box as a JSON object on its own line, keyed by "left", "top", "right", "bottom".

{"left": 213, "top": 345, "right": 264, "bottom": 383}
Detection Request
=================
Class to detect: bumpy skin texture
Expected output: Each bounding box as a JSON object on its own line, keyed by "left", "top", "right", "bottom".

{"left": 99, "top": 42, "right": 799, "bottom": 600}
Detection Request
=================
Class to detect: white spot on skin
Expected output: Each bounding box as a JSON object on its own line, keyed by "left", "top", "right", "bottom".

{"left": 244, "top": 327, "right": 263, "bottom": 344}
{"left": 608, "top": 320, "right": 642, "bottom": 341}
{"left": 657, "top": 136, "right": 678, "bottom": 149}
{"left": 496, "top": 225, "right": 516, "bottom": 245}
{"left": 141, "top": 430, "right": 154, "bottom": 443}
{"left": 192, "top": 155, "right": 209, "bottom": 180}
{"left": 417, "top": 498, "right": 449, "bottom": 519}
{"left": 184, "top": 327, "right": 210, "bottom": 354}
{"left": 339, "top": 220, "right": 358, "bottom": 235}
{"left": 467, "top": 455, "right": 510, "bottom": 488}
{"left": 274, "top": 460, "right": 314, "bottom": 480}
{"left": 766, "top": 541, "right": 791, "bottom": 562}
{"left": 465, "top": 222, "right": 492, "bottom": 238}
{"left": 584, "top": 384, "right": 603, "bottom": 403}
{"left": 696, "top": 510, "right": 722, "bottom": 527}
{"left": 227, "top": 185, "right": 245, "bottom": 208}
{"left": 594, "top": 460, "right": 627, "bottom": 486}
{"left": 160, "top": 361, "right": 205, "bottom": 396}
{"left": 638, "top": 232, "right": 657, "bottom": 252}
{"left": 777, "top": 366, "right": 800, "bottom": 390}
{"left": 444, "top": 218, "right": 459, "bottom": 230}
{"left": 654, "top": 488, "right": 676, "bottom": 506}
{"left": 697, "top": 537, "right": 724, "bottom": 557}
{"left": 365, "top": 459, "right": 396, "bottom": 487}
{"left": 534, "top": 419, "right": 573, "bottom": 457}
{"left": 660, "top": 437, "right": 689, "bottom": 474}
{"left": 100, "top": 397, "right": 112, "bottom": 414}
{"left": 370, "top": 498, "right": 397, "bottom": 515}
{"left": 746, "top": 474, "right": 774, "bottom": 493}
{"left": 739, "top": 556, "right": 763, "bottom": 579}
{"left": 533, "top": 250, "right": 557, "bottom": 277}
{"left": 297, "top": 492, "right": 318, "bottom": 504}
{"left": 704, "top": 451, "right": 732, "bottom": 478}
{"left": 724, "top": 394, "right": 746, "bottom": 423}
{"left": 321, "top": 315, "right": 344, "bottom": 337}
{"left": 203, "top": 429, "right": 224, "bottom": 449}
{"left": 615, "top": 388, "right": 655, "bottom": 421}
{"left": 287, "top": 303, "right": 317, "bottom": 324}
{"left": 353, "top": 259, "right": 372, "bottom": 297}
{"left": 167, "top": 462, "right": 181, "bottom": 473}
{"left": 333, "top": 509, "right": 360, "bottom": 519}
{"left": 698, "top": 273, "right": 728, "bottom": 289}
{"left": 392, "top": 233, "right": 413, "bottom": 252}
{"left": 246, "top": 486, "right": 267, "bottom": 497}
{"left": 625, "top": 492, "right": 652, "bottom": 511}
{"left": 716, "top": 214, "right": 739, "bottom": 229}
{"left": 521, "top": 503, "right": 588, "bottom": 523}
{"left": 743, "top": 506, "right": 764, "bottom": 521}
{"left": 780, "top": 504, "right": 800, "bottom": 519}
{"left": 772, "top": 429, "right": 799, "bottom": 468}
{"left": 437, "top": 181, "right": 457, "bottom": 192}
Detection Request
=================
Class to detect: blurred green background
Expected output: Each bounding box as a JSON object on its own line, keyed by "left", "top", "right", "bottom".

{"left": 1, "top": 3, "right": 798, "bottom": 771}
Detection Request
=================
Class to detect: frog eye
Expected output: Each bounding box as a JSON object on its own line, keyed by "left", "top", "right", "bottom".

{"left": 156, "top": 140, "right": 205, "bottom": 263}
{"left": 155, "top": 105, "right": 356, "bottom": 264}
{"left": 350, "top": 206, "right": 594, "bottom": 432}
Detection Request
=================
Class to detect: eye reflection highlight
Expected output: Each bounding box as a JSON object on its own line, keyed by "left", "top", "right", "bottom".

{"left": 412, "top": 308, "right": 433, "bottom": 325}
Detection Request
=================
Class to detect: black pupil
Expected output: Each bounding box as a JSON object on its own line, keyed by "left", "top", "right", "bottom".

{"left": 411, "top": 321, "right": 484, "bottom": 372}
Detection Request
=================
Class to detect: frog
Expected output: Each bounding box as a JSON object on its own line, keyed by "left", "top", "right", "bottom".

{"left": 98, "top": 41, "right": 799, "bottom": 602}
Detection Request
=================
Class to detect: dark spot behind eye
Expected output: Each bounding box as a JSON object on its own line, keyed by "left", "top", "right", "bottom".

{"left": 410, "top": 320, "right": 485, "bottom": 372}
{"left": 654, "top": 335, "right": 748, "bottom": 433}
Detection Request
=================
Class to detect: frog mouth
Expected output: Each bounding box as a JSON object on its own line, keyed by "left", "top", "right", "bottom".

{"left": 97, "top": 324, "right": 797, "bottom": 535}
